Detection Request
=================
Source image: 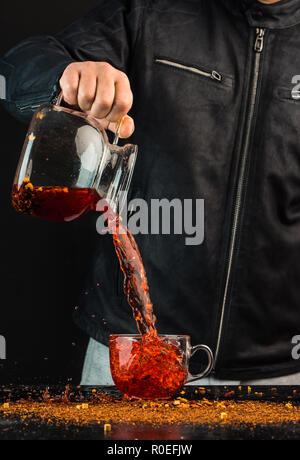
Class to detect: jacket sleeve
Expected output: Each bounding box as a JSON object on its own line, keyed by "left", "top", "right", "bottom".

{"left": 0, "top": 0, "right": 147, "bottom": 123}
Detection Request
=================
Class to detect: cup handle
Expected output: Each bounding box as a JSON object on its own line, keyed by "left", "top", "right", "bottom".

{"left": 187, "top": 344, "right": 214, "bottom": 383}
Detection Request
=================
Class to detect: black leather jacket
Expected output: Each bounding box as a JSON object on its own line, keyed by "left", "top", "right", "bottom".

{"left": 2, "top": 0, "right": 300, "bottom": 379}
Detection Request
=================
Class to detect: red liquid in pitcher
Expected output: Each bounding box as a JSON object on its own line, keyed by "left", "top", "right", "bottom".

{"left": 12, "top": 179, "right": 187, "bottom": 398}
{"left": 12, "top": 179, "right": 100, "bottom": 222}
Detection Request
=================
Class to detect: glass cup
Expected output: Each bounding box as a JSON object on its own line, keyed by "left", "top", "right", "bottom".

{"left": 11, "top": 94, "right": 137, "bottom": 222}
{"left": 109, "top": 334, "right": 214, "bottom": 399}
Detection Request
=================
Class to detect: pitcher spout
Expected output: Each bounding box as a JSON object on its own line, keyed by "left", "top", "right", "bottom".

{"left": 95, "top": 142, "right": 138, "bottom": 214}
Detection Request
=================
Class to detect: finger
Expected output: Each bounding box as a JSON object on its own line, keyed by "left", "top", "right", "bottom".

{"left": 89, "top": 76, "right": 115, "bottom": 119}
{"left": 107, "top": 115, "right": 135, "bottom": 139}
{"left": 106, "top": 77, "right": 133, "bottom": 123}
{"left": 60, "top": 67, "right": 80, "bottom": 107}
{"left": 94, "top": 115, "right": 135, "bottom": 138}
{"left": 77, "top": 71, "right": 97, "bottom": 112}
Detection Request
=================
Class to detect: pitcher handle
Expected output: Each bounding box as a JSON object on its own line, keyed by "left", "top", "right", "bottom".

{"left": 187, "top": 344, "right": 214, "bottom": 383}
{"left": 55, "top": 91, "right": 64, "bottom": 106}
{"left": 55, "top": 91, "right": 123, "bottom": 146}
{"left": 112, "top": 118, "right": 124, "bottom": 146}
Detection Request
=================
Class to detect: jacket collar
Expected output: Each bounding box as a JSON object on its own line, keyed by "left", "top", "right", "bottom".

{"left": 222, "top": 0, "right": 300, "bottom": 29}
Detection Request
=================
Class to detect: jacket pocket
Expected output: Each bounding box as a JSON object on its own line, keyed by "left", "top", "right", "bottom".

{"left": 154, "top": 56, "right": 233, "bottom": 88}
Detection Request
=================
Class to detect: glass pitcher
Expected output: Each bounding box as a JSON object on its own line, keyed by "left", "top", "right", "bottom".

{"left": 11, "top": 94, "right": 137, "bottom": 222}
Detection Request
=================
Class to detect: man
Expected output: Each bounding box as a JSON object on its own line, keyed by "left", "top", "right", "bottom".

{"left": 1, "top": 0, "right": 300, "bottom": 385}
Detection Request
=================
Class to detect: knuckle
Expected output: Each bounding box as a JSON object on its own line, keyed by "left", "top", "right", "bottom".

{"left": 63, "top": 81, "right": 77, "bottom": 93}
{"left": 99, "top": 61, "right": 112, "bottom": 72}
{"left": 79, "top": 89, "right": 94, "bottom": 104}
{"left": 118, "top": 70, "right": 129, "bottom": 81}
{"left": 84, "top": 61, "right": 96, "bottom": 70}
{"left": 115, "top": 94, "right": 133, "bottom": 112}
{"left": 65, "top": 62, "right": 79, "bottom": 74}
{"left": 126, "top": 91, "right": 134, "bottom": 106}
{"left": 60, "top": 65, "right": 78, "bottom": 85}
{"left": 99, "top": 97, "right": 112, "bottom": 112}
{"left": 90, "top": 105, "right": 102, "bottom": 118}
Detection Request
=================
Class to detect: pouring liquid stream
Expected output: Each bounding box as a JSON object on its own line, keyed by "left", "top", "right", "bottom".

{"left": 107, "top": 213, "right": 188, "bottom": 398}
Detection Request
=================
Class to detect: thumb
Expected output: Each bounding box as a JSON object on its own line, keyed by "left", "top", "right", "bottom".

{"left": 95, "top": 115, "right": 135, "bottom": 139}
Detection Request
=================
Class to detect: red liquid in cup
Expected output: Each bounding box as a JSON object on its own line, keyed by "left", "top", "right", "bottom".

{"left": 110, "top": 335, "right": 188, "bottom": 399}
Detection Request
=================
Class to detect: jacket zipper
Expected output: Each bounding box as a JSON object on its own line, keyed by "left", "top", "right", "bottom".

{"left": 214, "top": 28, "right": 266, "bottom": 368}
{"left": 18, "top": 92, "right": 62, "bottom": 111}
{"left": 155, "top": 58, "right": 222, "bottom": 82}
{"left": 18, "top": 103, "right": 43, "bottom": 112}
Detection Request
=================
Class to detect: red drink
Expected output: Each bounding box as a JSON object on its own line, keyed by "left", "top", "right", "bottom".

{"left": 110, "top": 335, "right": 188, "bottom": 399}
{"left": 108, "top": 218, "right": 188, "bottom": 399}
{"left": 12, "top": 179, "right": 100, "bottom": 222}
{"left": 109, "top": 216, "right": 157, "bottom": 336}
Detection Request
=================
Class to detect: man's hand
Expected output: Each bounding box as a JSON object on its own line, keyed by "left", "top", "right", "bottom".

{"left": 59, "top": 61, "right": 134, "bottom": 138}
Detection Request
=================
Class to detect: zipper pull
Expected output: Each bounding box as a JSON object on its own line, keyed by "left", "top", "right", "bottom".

{"left": 254, "top": 28, "right": 265, "bottom": 53}
{"left": 211, "top": 70, "right": 222, "bottom": 82}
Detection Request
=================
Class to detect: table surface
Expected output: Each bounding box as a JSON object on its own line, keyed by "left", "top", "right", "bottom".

{"left": 0, "top": 385, "right": 299, "bottom": 440}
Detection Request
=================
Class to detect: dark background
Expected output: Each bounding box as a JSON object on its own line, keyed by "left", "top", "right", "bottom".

{"left": 0, "top": 1, "right": 105, "bottom": 384}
